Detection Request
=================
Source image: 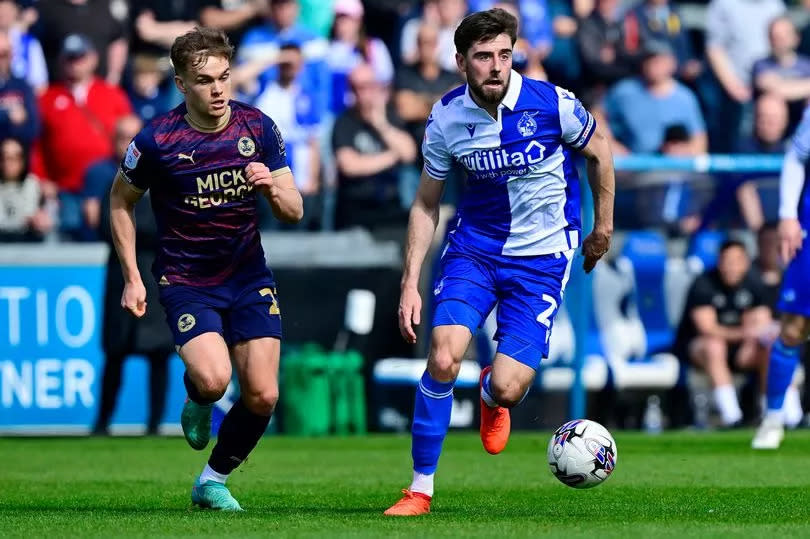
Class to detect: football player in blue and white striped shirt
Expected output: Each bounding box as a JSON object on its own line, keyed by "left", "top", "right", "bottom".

{"left": 385, "top": 8, "right": 615, "bottom": 515}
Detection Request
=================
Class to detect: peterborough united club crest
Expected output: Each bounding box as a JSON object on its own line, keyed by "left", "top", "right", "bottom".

{"left": 238, "top": 136, "right": 256, "bottom": 157}
{"left": 517, "top": 111, "right": 538, "bottom": 137}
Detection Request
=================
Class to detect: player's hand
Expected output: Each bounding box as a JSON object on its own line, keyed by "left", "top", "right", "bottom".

{"left": 779, "top": 218, "right": 804, "bottom": 264}
{"left": 121, "top": 280, "right": 147, "bottom": 318}
{"left": 398, "top": 285, "right": 422, "bottom": 344}
{"left": 246, "top": 162, "right": 274, "bottom": 195}
{"left": 582, "top": 227, "right": 612, "bottom": 273}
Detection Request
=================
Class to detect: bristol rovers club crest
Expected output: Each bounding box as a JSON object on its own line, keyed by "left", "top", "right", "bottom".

{"left": 517, "top": 111, "right": 538, "bottom": 137}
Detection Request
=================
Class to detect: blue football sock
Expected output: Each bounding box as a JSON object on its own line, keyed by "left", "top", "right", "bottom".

{"left": 411, "top": 371, "right": 454, "bottom": 474}
{"left": 766, "top": 338, "right": 801, "bottom": 411}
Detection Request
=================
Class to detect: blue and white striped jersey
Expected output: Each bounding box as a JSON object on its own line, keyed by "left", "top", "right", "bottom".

{"left": 423, "top": 71, "right": 595, "bottom": 256}
{"left": 783, "top": 106, "right": 810, "bottom": 223}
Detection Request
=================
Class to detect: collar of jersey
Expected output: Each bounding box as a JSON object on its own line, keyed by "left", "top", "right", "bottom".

{"left": 462, "top": 70, "right": 522, "bottom": 111}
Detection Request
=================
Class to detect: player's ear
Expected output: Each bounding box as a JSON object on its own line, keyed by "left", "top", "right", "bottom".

{"left": 174, "top": 74, "right": 187, "bottom": 95}
{"left": 455, "top": 52, "right": 465, "bottom": 74}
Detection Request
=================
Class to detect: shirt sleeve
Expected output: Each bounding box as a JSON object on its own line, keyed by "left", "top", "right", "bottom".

{"left": 421, "top": 103, "right": 451, "bottom": 181}
{"left": 555, "top": 86, "right": 596, "bottom": 150}
{"left": 261, "top": 113, "right": 289, "bottom": 175}
{"left": 119, "top": 128, "right": 159, "bottom": 192}
{"left": 687, "top": 275, "right": 716, "bottom": 309}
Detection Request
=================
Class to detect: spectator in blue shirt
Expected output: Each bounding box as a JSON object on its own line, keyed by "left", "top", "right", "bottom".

{"left": 237, "top": 0, "right": 329, "bottom": 117}
{"left": 0, "top": 0, "right": 47, "bottom": 93}
{"left": 125, "top": 54, "right": 174, "bottom": 123}
{"left": 0, "top": 31, "right": 37, "bottom": 148}
{"left": 605, "top": 40, "right": 706, "bottom": 155}
{"left": 254, "top": 40, "right": 321, "bottom": 230}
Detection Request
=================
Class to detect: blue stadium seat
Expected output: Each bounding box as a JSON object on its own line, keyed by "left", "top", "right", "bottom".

{"left": 620, "top": 230, "right": 673, "bottom": 354}
{"left": 687, "top": 230, "right": 726, "bottom": 272}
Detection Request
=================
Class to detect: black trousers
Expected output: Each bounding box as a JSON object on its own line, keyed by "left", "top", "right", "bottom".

{"left": 94, "top": 351, "right": 170, "bottom": 434}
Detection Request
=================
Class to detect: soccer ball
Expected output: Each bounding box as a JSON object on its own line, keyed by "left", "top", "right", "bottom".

{"left": 547, "top": 419, "right": 617, "bottom": 488}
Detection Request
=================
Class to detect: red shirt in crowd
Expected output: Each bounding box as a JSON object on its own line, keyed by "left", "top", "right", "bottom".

{"left": 31, "top": 77, "right": 131, "bottom": 193}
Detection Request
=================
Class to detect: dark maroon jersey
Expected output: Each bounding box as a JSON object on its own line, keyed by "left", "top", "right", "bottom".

{"left": 119, "top": 100, "right": 289, "bottom": 286}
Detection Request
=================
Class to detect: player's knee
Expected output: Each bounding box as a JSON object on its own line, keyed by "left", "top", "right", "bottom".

{"left": 489, "top": 377, "right": 525, "bottom": 408}
{"left": 195, "top": 371, "right": 230, "bottom": 400}
{"left": 243, "top": 387, "right": 278, "bottom": 416}
{"left": 427, "top": 347, "right": 460, "bottom": 382}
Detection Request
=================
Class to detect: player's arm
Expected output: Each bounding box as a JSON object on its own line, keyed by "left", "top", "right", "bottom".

{"left": 247, "top": 163, "right": 304, "bottom": 224}
{"left": 399, "top": 170, "right": 445, "bottom": 344}
{"left": 778, "top": 146, "right": 806, "bottom": 263}
{"left": 109, "top": 172, "right": 147, "bottom": 317}
{"left": 691, "top": 306, "right": 744, "bottom": 343}
{"left": 578, "top": 122, "right": 615, "bottom": 273}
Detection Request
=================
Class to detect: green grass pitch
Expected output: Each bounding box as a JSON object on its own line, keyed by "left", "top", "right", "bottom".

{"left": 2, "top": 431, "right": 810, "bottom": 538}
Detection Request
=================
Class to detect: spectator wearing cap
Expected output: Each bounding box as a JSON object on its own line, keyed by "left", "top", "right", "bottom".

{"left": 704, "top": 0, "right": 785, "bottom": 152}
{"left": 752, "top": 15, "right": 810, "bottom": 132}
{"left": 400, "top": 0, "right": 467, "bottom": 73}
{"left": 237, "top": 0, "right": 329, "bottom": 118}
{"left": 31, "top": 34, "right": 131, "bottom": 240}
{"left": 622, "top": 0, "right": 701, "bottom": 83}
{"left": 605, "top": 40, "right": 706, "bottom": 155}
{"left": 254, "top": 40, "right": 321, "bottom": 230}
{"left": 37, "top": 0, "right": 128, "bottom": 85}
{"left": 0, "top": 0, "right": 47, "bottom": 93}
{"left": 327, "top": 0, "right": 394, "bottom": 116}
{"left": 0, "top": 31, "right": 37, "bottom": 148}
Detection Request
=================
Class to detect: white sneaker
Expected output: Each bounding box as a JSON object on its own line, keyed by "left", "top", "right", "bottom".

{"left": 752, "top": 415, "right": 785, "bottom": 450}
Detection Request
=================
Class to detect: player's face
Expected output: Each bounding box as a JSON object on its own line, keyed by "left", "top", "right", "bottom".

{"left": 176, "top": 54, "right": 232, "bottom": 121}
{"left": 458, "top": 34, "right": 513, "bottom": 106}
{"left": 717, "top": 246, "right": 750, "bottom": 288}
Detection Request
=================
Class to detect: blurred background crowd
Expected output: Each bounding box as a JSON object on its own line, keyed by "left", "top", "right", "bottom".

{"left": 2, "top": 0, "right": 810, "bottom": 243}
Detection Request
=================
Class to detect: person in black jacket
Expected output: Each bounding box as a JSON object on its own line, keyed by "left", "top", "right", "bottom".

{"left": 93, "top": 167, "right": 174, "bottom": 435}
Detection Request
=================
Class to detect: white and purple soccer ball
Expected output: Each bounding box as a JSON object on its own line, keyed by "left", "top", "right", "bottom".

{"left": 547, "top": 419, "right": 617, "bottom": 489}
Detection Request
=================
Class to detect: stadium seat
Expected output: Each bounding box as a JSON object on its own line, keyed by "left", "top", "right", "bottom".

{"left": 663, "top": 257, "right": 697, "bottom": 328}
{"left": 591, "top": 257, "right": 679, "bottom": 390}
{"left": 619, "top": 230, "right": 673, "bottom": 354}
{"left": 686, "top": 229, "right": 726, "bottom": 272}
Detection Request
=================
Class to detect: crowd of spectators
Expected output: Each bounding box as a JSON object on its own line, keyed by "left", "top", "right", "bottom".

{"left": 2, "top": 0, "right": 810, "bottom": 243}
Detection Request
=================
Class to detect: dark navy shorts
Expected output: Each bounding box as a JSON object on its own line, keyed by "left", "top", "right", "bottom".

{"left": 158, "top": 266, "right": 282, "bottom": 349}
{"left": 432, "top": 242, "right": 574, "bottom": 370}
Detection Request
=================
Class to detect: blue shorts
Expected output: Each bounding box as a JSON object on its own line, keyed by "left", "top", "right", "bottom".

{"left": 778, "top": 242, "right": 810, "bottom": 317}
{"left": 158, "top": 266, "right": 282, "bottom": 349}
{"left": 431, "top": 243, "right": 574, "bottom": 370}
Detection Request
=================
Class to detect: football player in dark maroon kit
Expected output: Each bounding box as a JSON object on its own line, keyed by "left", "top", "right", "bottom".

{"left": 109, "top": 26, "right": 302, "bottom": 511}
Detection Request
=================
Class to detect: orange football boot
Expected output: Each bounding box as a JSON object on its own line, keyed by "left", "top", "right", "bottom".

{"left": 383, "top": 489, "right": 431, "bottom": 516}
{"left": 479, "top": 366, "right": 511, "bottom": 454}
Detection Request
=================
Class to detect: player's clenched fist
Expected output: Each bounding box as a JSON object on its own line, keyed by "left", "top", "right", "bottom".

{"left": 121, "top": 280, "right": 147, "bottom": 318}
{"left": 398, "top": 286, "right": 422, "bottom": 344}
{"left": 245, "top": 162, "right": 274, "bottom": 194}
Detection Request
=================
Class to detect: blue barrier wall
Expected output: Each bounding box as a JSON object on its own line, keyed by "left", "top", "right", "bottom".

{"left": 0, "top": 261, "right": 187, "bottom": 433}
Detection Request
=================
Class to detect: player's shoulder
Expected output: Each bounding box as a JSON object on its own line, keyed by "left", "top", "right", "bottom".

{"left": 428, "top": 84, "right": 468, "bottom": 128}
{"left": 138, "top": 103, "right": 188, "bottom": 150}
{"left": 514, "top": 76, "right": 577, "bottom": 112}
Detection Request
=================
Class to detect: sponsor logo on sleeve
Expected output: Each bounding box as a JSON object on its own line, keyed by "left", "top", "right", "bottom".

{"left": 124, "top": 141, "right": 141, "bottom": 170}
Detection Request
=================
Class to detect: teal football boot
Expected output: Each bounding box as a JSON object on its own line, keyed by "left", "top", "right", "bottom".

{"left": 181, "top": 399, "right": 213, "bottom": 450}
{"left": 191, "top": 479, "right": 243, "bottom": 511}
